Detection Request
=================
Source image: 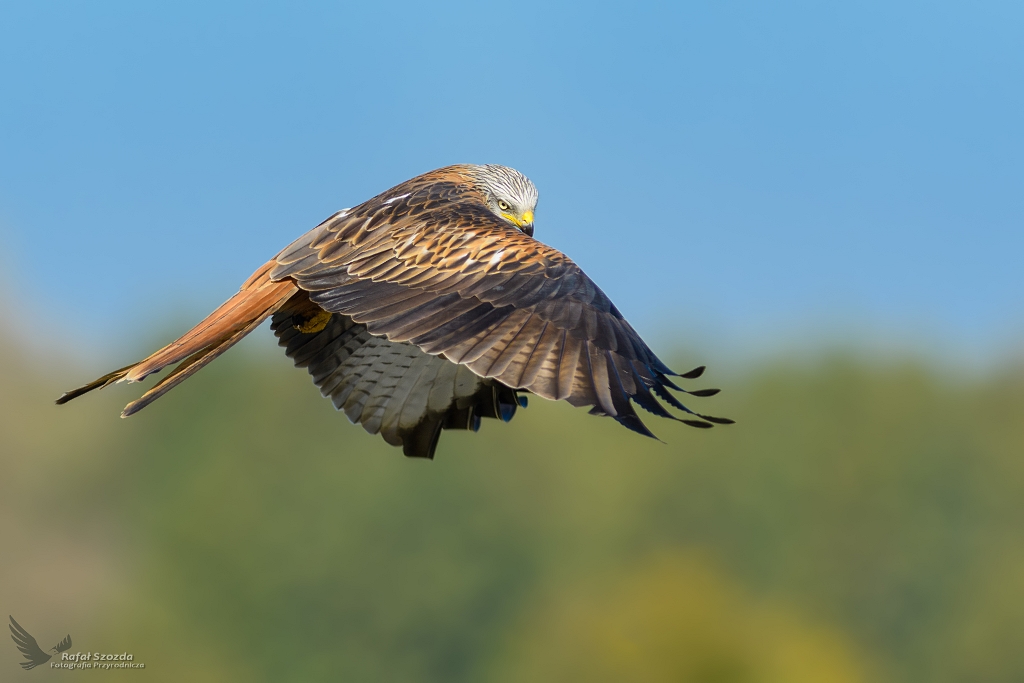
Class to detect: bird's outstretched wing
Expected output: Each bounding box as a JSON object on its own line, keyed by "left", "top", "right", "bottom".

{"left": 271, "top": 290, "right": 525, "bottom": 459}
{"left": 272, "top": 168, "right": 730, "bottom": 438}
{"left": 9, "top": 616, "right": 52, "bottom": 670}
{"left": 53, "top": 634, "right": 72, "bottom": 653}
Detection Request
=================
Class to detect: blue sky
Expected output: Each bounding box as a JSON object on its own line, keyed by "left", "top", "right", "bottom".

{"left": 1, "top": 1, "right": 1021, "bottom": 364}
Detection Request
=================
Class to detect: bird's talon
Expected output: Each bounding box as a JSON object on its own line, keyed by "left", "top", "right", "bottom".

{"left": 295, "top": 310, "right": 332, "bottom": 334}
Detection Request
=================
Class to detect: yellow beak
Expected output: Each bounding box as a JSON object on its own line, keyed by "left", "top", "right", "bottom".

{"left": 519, "top": 210, "right": 535, "bottom": 236}
{"left": 504, "top": 210, "right": 536, "bottom": 236}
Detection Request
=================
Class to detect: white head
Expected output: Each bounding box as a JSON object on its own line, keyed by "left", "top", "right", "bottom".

{"left": 467, "top": 164, "right": 539, "bottom": 236}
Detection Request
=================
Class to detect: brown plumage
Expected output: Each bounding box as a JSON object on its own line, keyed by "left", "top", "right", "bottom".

{"left": 58, "top": 164, "right": 731, "bottom": 459}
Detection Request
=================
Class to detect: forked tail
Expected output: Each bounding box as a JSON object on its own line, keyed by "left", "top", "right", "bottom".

{"left": 56, "top": 261, "right": 298, "bottom": 416}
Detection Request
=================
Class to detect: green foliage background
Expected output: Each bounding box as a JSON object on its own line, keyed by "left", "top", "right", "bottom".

{"left": 2, "top": 328, "right": 1022, "bottom": 681}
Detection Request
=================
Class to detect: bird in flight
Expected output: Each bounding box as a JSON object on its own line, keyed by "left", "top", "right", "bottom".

{"left": 9, "top": 616, "right": 72, "bottom": 670}
{"left": 58, "top": 165, "right": 730, "bottom": 458}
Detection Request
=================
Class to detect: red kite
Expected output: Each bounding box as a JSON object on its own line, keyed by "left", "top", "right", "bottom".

{"left": 58, "top": 165, "right": 730, "bottom": 458}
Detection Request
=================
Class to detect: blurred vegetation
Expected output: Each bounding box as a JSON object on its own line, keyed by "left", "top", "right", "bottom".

{"left": 2, "top": 326, "right": 1023, "bottom": 682}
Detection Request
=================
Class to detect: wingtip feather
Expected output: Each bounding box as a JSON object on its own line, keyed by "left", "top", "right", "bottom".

{"left": 678, "top": 365, "right": 706, "bottom": 379}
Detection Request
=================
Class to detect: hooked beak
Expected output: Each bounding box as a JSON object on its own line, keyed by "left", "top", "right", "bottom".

{"left": 521, "top": 210, "right": 534, "bottom": 237}
{"left": 503, "top": 210, "right": 535, "bottom": 236}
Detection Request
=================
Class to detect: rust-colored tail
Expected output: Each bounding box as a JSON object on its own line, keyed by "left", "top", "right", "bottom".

{"left": 56, "top": 261, "right": 298, "bottom": 417}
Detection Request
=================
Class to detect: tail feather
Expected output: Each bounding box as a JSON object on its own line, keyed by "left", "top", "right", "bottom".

{"left": 121, "top": 307, "right": 279, "bottom": 417}
{"left": 57, "top": 260, "right": 298, "bottom": 413}
{"left": 55, "top": 363, "right": 136, "bottom": 405}
{"left": 125, "top": 261, "right": 294, "bottom": 383}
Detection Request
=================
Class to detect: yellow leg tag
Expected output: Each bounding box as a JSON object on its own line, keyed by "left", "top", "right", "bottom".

{"left": 295, "top": 310, "right": 332, "bottom": 334}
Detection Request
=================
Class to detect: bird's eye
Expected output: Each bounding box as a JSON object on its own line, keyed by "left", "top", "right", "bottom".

{"left": 497, "top": 200, "right": 510, "bottom": 212}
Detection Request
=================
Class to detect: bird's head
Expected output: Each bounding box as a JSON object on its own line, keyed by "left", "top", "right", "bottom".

{"left": 467, "top": 164, "right": 538, "bottom": 236}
